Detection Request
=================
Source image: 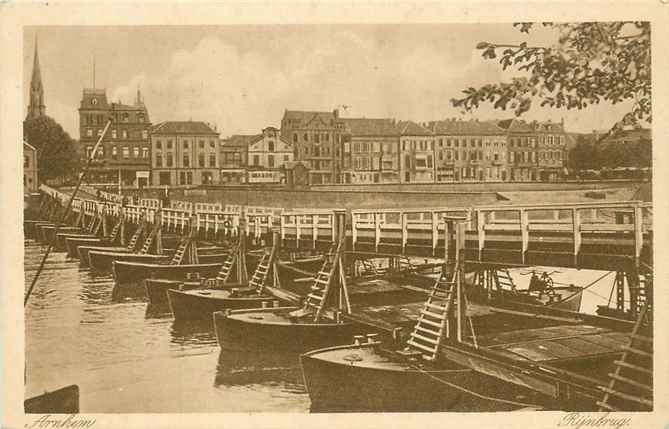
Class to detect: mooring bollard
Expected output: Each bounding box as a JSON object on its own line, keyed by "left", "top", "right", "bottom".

{"left": 366, "top": 333, "right": 379, "bottom": 344}
{"left": 353, "top": 335, "right": 365, "bottom": 346}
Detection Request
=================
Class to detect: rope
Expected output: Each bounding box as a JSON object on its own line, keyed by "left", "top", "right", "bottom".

{"left": 546, "top": 270, "right": 613, "bottom": 308}
{"left": 410, "top": 363, "right": 543, "bottom": 409}
{"left": 24, "top": 119, "right": 112, "bottom": 307}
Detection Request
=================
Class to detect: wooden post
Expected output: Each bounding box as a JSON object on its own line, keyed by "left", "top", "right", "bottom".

{"left": 237, "top": 207, "right": 248, "bottom": 284}
{"left": 400, "top": 212, "right": 408, "bottom": 255}
{"left": 375, "top": 212, "right": 382, "bottom": 253}
{"left": 431, "top": 212, "right": 438, "bottom": 257}
{"left": 119, "top": 208, "right": 126, "bottom": 246}
{"left": 520, "top": 209, "right": 529, "bottom": 264}
{"left": 476, "top": 209, "right": 485, "bottom": 262}
{"left": 154, "top": 210, "right": 163, "bottom": 255}
{"left": 572, "top": 208, "right": 581, "bottom": 267}
{"left": 634, "top": 204, "right": 643, "bottom": 268}
{"left": 455, "top": 221, "right": 466, "bottom": 343}
{"left": 312, "top": 214, "right": 318, "bottom": 249}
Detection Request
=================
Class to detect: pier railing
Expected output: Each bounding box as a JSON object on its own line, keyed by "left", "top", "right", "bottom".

{"left": 38, "top": 186, "right": 652, "bottom": 270}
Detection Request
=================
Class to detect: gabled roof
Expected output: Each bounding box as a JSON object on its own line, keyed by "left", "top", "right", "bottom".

{"left": 497, "top": 118, "right": 565, "bottom": 133}
{"left": 342, "top": 118, "right": 399, "bottom": 137}
{"left": 284, "top": 160, "right": 310, "bottom": 170}
{"left": 397, "top": 120, "right": 433, "bottom": 136}
{"left": 221, "top": 134, "right": 262, "bottom": 148}
{"left": 152, "top": 121, "right": 218, "bottom": 135}
{"left": 282, "top": 110, "right": 339, "bottom": 128}
{"left": 23, "top": 140, "right": 37, "bottom": 151}
{"left": 429, "top": 119, "right": 505, "bottom": 135}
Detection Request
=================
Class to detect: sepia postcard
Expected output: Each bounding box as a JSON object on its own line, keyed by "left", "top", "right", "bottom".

{"left": 1, "top": 1, "right": 668, "bottom": 428}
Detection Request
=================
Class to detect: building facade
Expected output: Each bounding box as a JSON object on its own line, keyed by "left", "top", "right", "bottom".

{"left": 23, "top": 141, "right": 39, "bottom": 193}
{"left": 398, "top": 121, "right": 435, "bottom": 183}
{"left": 498, "top": 119, "right": 566, "bottom": 181}
{"left": 220, "top": 135, "right": 253, "bottom": 184}
{"left": 430, "top": 119, "right": 508, "bottom": 182}
{"left": 151, "top": 121, "right": 220, "bottom": 186}
{"left": 341, "top": 118, "right": 400, "bottom": 184}
{"left": 78, "top": 89, "right": 152, "bottom": 187}
{"left": 280, "top": 110, "right": 346, "bottom": 185}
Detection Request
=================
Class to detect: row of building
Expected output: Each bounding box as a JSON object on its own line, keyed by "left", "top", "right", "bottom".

{"left": 77, "top": 88, "right": 569, "bottom": 187}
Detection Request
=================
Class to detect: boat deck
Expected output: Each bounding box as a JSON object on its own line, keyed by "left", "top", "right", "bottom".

{"left": 475, "top": 324, "right": 630, "bottom": 364}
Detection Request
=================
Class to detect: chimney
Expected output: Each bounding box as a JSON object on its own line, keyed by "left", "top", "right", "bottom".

{"left": 333, "top": 109, "right": 339, "bottom": 119}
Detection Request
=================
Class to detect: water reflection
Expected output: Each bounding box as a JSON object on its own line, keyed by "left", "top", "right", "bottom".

{"left": 215, "top": 348, "right": 306, "bottom": 393}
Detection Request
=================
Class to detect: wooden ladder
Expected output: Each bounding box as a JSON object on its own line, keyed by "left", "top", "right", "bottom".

{"left": 597, "top": 302, "right": 653, "bottom": 411}
{"left": 108, "top": 220, "right": 122, "bottom": 244}
{"left": 404, "top": 261, "right": 459, "bottom": 360}
{"left": 126, "top": 223, "right": 144, "bottom": 251}
{"left": 493, "top": 268, "right": 516, "bottom": 292}
{"left": 170, "top": 237, "right": 191, "bottom": 265}
{"left": 92, "top": 215, "right": 103, "bottom": 236}
{"left": 214, "top": 246, "right": 238, "bottom": 285}
{"left": 249, "top": 251, "right": 272, "bottom": 294}
{"left": 139, "top": 224, "right": 160, "bottom": 254}
{"left": 290, "top": 242, "right": 341, "bottom": 321}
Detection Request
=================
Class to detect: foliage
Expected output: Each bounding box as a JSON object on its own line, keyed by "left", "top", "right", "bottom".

{"left": 451, "top": 22, "right": 651, "bottom": 132}
{"left": 23, "top": 116, "right": 80, "bottom": 182}
{"left": 568, "top": 134, "right": 651, "bottom": 170}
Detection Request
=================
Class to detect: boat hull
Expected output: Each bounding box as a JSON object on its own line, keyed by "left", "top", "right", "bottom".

{"left": 65, "top": 236, "right": 105, "bottom": 258}
{"left": 145, "top": 279, "right": 199, "bottom": 305}
{"left": 89, "top": 250, "right": 169, "bottom": 273}
{"left": 24, "top": 220, "right": 51, "bottom": 240}
{"left": 24, "top": 384, "right": 79, "bottom": 414}
{"left": 78, "top": 246, "right": 129, "bottom": 267}
{"left": 56, "top": 232, "right": 96, "bottom": 252}
{"left": 301, "top": 344, "right": 470, "bottom": 412}
{"left": 113, "top": 260, "right": 222, "bottom": 285}
{"left": 167, "top": 288, "right": 281, "bottom": 321}
{"left": 213, "top": 310, "right": 358, "bottom": 352}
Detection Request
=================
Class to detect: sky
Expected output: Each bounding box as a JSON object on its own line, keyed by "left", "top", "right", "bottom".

{"left": 24, "top": 25, "right": 634, "bottom": 139}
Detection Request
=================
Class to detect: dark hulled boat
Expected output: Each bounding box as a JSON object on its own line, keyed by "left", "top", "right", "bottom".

{"left": 168, "top": 288, "right": 284, "bottom": 320}
{"left": 214, "top": 307, "right": 359, "bottom": 351}
{"left": 145, "top": 278, "right": 199, "bottom": 305}
{"left": 89, "top": 250, "right": 170, "bottom": 273}
{"left": 65, "top": 236, "right": 106, "bottom": 257}
{"left": 78, "top": 245, "right": 129, "bottom": 267}
{"left": 112, "top": 260, "right": 223, "bottom": 285}
{"left": 39, "top": 224, "right": 80, "bottom": 244}
{"left": 24, "top": 220, "right": 52, "bottom": 240}
{"left": 24, "top": 384, "right": 80, "bottom": 413}
{"left": 55, "top": 232, "right": 97, "bottom": 252}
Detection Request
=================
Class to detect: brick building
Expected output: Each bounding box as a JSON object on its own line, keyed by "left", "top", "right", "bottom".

{"left": 23, "top": 141, "right": 39, "bottom": 193}
{"left": 151, "top": 121, "right": 219, "bottom": 186}
{"left": 78, "top": 88, "right": 152, "bottom": 187}
{"left": 497, "top": 119, "right": 566, "bottom": 181}
{"left": 280, "top": 109, "right": 346, "bottom": 185}
{"left": 341, "top": 118, "right": 400, "bottom": 184}
{"left": 398, "top": 121, "right": 435, "bottom": 183}
{"left": 429, "top": 119, "right": 508, "bottom": 182}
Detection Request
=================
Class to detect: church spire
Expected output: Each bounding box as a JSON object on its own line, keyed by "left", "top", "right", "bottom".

{"left": 26, "top": 37, "right": 46, "bottom": 120}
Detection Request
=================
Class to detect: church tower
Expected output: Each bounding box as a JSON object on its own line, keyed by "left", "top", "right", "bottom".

{"left": 26, "top": 38, "right": 46, "bottom": 120}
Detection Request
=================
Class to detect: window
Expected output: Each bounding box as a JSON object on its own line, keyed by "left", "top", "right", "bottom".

{"left": 159, "top": 172, "right": 171, "bottom": 185}
{"left": 293, "top": 133, "right": 298, "bottom": 143}
{"left": 138, "top": 114, "right": 144, "bottom": 123}
{"left": 179, "top": 172, "right": 186, "bottom": 185}
{"left": 123, "top": 113, "right": 129, "bottom": 122}
{"left": 209, "top": 154, "right": 216, "bottom": 167}
{"left": 133, "top": 147, "right": 139, "bottom": 158}
{"left": 183, "top": 154, "right": 190, "bottom": 167}
{"left": 268, "top": 155, "right": 275, "bottom": 168}
{"left": 198, "top": 154, "right": 205, "bottom": 167}
{"left": 112, "top": 129, "right": 117, "bottom": 139}
{"left": 86, "top": 146, "right": 93, "bottom": 158}
{"left": 24, "top": 156, "right": 29, "bottom": 168}
{"left": 97, "top": 129, "right": 103, "bottom": 137}
{"left": 315, "top": 134, "right": 320, "bottom": 143}
{"left": 201, "top": 171, "right": 213, "bottom": 185}
{"left": 122, "top": 130, "right": 128, "bottom": 139}
{"left": 166, "top": 153, "right": 173, "bottom": 167}
{"left": 97, "top": 147, "right": 104, "bottom": 158}
{"left": 284, "top": 155, "right": 289, "bottom": 162}
{"left": 142, "top": 130, "right": 148, "bottom": 140}
{"left": 167, "top": 140, "right": 173, "bottom": 149}
{"left": 303, "top": 133, "right": 308, "bottom": 142}
{"left": 199, "top": 140, "right": 205, "bottom": 149}
{"left": 183, "top": 140, "right": 189, "bottom": 149}
{"left": 187, "top": 172, "right": 193, "bottom": 184}
{"left": 268, "top": 141, "right": 274, "bottom": 152}
{"left": 209, "top": 140, "right": 216, "bottom": 149}
{"left": 86, "top": 129, "right": 93, "bottom": 137}
{"left": 122, "top": 147, "right": 130, "bottom": 159}
{"left": 253, "top": 155, "right": 260, "bottom": 166}
{"left": 142, "top": 147, "right": 149, "bottom": 158}
{"left": 112, "top": 146, "right": 118, "bottom": 159}
{"left": 156, "top": 153, "right": 163, "bottom": 167}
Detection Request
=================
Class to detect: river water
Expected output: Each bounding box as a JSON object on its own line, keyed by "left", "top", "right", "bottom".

{"left": 24, "top": 239, "right": 617, "bottom": 413}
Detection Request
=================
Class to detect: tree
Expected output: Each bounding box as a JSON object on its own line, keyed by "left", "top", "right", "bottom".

{"left": 23, "top": 116, "right": 80, "bottom": 183}
{"left": 451, "top": 22, "right": 651, "bottom": 134}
